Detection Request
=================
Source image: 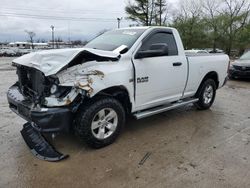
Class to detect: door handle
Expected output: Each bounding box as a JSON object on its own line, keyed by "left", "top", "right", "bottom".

{"left": 173, "top": 62, "right": 182, "bottom": 66}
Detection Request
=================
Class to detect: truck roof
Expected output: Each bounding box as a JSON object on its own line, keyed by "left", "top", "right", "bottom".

{"left": 116, "top": 26, "right": 174, "bottom": 31}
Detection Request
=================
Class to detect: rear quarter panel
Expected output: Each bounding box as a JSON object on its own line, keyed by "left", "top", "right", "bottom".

{"left": 184, "top": 54, "right": 229, "bottom": 98}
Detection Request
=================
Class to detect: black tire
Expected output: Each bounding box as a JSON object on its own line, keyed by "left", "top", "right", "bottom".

{"left": 195, "top": 79, "right": 217, "bottom": 110}
{"left": 74, "top": 97, "right": 125, "bottom": 148}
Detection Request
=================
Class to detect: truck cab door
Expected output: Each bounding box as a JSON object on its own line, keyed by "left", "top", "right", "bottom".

{"left": 133, "top": 31, "right": 187, "bottom": 111}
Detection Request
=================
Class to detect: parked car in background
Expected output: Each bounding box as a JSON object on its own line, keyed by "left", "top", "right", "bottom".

{"left": 0, "top": 47, "right": 34, "bottom": 57}
{"left": 0, "top": 48, "right": 16, "bottom": 57}
{"left": 229, "top": 51, "right": 250, "bottom": 79}
{"left": 185, "top": 49, "right": 209, "bottom": 54}
{"left": 206, "top": 48, "right": 224, "bottom": 54}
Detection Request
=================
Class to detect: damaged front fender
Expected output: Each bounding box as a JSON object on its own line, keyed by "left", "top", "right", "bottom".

{"left": 44, "top": 88, "right": 83, "bottom": 107}
{"left": 44, "top": 64, "right": 106, "bottom": 107}
{"left": 56, "top": 62, "right": 106, "bottom": 96}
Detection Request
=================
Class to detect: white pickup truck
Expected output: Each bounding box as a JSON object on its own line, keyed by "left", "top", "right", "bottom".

{"left": 7, "top": 27, "right": 229, "bottom": 161}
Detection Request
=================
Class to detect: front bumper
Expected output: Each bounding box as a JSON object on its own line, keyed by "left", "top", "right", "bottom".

{"left": 7, "top": 84, "right": 73, "bottom": 133}
{"left": 21, "top": 122, "right": 69, "bottom": 161}
{"left": 229, "top": 69, "right": 250, "bottom": 78}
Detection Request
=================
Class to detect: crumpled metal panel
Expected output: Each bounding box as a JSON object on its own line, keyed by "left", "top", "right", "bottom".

{"left": 13, "top": 48, "right": 120, "bottom": 76}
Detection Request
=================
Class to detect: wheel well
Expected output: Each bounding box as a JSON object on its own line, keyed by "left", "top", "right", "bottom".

{"left": 95, "top": 86, "right": 132, "bottom": 114}
{"left": 196, "top": 71, "right": 219, "bottom": 96}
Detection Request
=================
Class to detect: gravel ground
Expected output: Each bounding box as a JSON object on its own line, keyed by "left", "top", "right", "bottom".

{"left": 0, "top": 57, "right": 16, "bottom": 71}
{"left": 0, "top": 57, "right": 250, "bottom": 188}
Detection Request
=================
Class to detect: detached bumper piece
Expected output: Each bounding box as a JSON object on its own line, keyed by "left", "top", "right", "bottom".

{"left": 21, "top": 122, "right": 69, "bottom": 162}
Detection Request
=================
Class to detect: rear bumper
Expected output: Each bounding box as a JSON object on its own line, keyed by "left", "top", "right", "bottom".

{"left": 222, "top": 76, "right": 228, "bottom": 87}
{"left": 7, "top": 84, "right": 73, "bottom": 133}
{"left": 229, "top": 69, "right": 250, "bottom": 78}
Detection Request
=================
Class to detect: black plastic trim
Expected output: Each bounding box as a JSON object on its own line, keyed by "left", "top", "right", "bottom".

{"left": 7, "top": 85, "right": 73, "bottom": 133}
{"left": 21, "top": 122, "right": 68, "bottom": 162}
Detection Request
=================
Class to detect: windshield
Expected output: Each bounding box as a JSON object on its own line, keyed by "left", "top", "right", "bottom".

{"left": 240, "top": 51, "right": 250, "bottom": 60}
{"left": 85, "top": 29, "right": 146, "bottom": 51}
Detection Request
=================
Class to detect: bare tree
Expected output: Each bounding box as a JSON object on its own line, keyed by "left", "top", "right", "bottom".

{"left": 221, "top": 0, "right": 250, "bottom": 55}
{"left": 202, "top": 0, "right": 222, "bottom": 51}
{"left": 179, "top": 0, "right": 202, "bottom": 19}
{"left": 173, "top": 0, "right": 203, "bottom": 49}
{"left": 25, "top": 30, "right": 36, "bottom": 49}
{"left": 125, "top": 0, "right": 155, "bottom": 26}
{"left": 154, "top": 0, "right": 172, "bottom": 25}
{"left": 125, "top": 0, "right": 172, "bottom": 26}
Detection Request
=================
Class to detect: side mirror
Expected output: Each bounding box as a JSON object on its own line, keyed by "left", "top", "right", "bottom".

{"left": 135, "top": 43, "right": 168, "bottom": 59}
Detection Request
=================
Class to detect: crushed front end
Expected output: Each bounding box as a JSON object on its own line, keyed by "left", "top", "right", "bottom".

{"left": 7, "top": 64, "right": 79, "bottom": 133}
{"left": 7, "top": 47, "right": 119, "bottom": 161}
{"left": 7, "top": 64, "right": 83, "bottom": 161}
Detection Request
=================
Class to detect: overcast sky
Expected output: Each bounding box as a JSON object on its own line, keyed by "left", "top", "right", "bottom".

{"left": 0, "top": 0, "right": 178, "bottom": 42}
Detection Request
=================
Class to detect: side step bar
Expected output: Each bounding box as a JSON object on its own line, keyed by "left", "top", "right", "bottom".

{"left": 134, "top": 98, "right": 199, "bottom": 120}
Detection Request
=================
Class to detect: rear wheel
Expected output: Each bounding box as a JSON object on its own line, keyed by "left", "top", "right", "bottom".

{"left": 74, "top": 97, "right": 125, "bottom": 148}
{"left": 195, "top": 79, "right": 216, "bottom": 110}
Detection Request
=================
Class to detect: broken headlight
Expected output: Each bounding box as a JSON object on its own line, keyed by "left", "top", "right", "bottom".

{"left": 47, "top": 76, "right": 72, "bottom": 98}
{"left": 49, "top": 85, "right": 72, "bottom": 98}
{"left": 50, "top": 84, "right": 58, "bottom": 94}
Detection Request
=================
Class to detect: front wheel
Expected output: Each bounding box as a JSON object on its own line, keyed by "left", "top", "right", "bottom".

{"left": 195, "top": 79, "right": 216, "bottom": 110}
{"left": 74, "top": 97, "right": 125, "bottom": 148}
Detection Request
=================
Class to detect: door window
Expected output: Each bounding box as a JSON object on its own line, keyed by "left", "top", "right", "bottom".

{"left": 140, "top": 32, "right": 178, "bottom": 56}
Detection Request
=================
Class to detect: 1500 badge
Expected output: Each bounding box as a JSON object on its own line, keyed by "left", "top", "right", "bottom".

{"left": 137, "top": 77, "right": 149, "bottom": 83}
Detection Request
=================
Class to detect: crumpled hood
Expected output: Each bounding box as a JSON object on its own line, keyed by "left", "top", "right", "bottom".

{"left": 233, "top": 59, "right": 250, "bottom": 67}
{"left": 12, "top": 48, "right": 120, "bottom": 76}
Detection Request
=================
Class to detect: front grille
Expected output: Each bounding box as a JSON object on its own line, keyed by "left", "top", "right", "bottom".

{"left": 233, "top": 65, "right": 250, "bottom": 71}
{"left": 16, "top": 66, "right": 51, "bottom": 99}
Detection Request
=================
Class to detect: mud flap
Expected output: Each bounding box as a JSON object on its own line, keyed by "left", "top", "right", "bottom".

{"left": 21, "top": 122, "right": 69, "bottom": 162}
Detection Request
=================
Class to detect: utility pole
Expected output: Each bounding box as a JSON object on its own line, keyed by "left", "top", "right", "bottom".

{"left": 117, "top": 17, "right": 122, "bottom": 29}
{"left": 50, "top": 25, "right": 55, "bottom": 49}
{"left": 159, "top": 0, "right": 162, "bottom": 26}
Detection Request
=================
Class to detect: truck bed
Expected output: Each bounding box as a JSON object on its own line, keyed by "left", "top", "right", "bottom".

{"left": 185, "top": 52, "right": 226, "bottom": 57}
{"left": 183, "top": 53, "right": 229, "bottom": 98}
